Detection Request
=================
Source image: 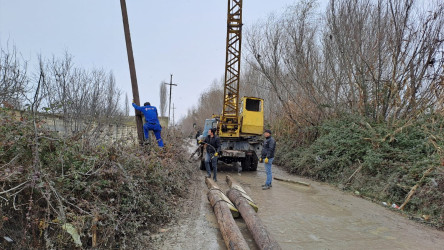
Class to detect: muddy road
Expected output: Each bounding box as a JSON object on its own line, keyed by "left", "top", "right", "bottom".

{"left": 152, "top": 145, "right": 444, "bottom": 249}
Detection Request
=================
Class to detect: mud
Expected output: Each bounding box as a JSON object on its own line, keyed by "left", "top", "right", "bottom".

{"left": 152, "top": 144, "right": 444, "bottom": 249}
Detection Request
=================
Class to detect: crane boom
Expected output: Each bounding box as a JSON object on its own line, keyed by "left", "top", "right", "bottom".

{"left": 198, "top": 0, "right": 263, "bottom": 172}
{"left": 220, "top": 0, "right": 243, "bottom": 137}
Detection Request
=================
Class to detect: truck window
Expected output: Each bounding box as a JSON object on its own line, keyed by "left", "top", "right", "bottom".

{"left": 245, "top": 99, "right": 261, "bottom": 112}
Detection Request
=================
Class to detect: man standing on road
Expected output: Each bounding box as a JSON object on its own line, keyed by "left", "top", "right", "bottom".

{"left": 132, "top": 101, "right": 164, "bottom": 147}
{"left": 202, "top": 128, "right": 221, "bottom": 182}
{"left": 260, "top": 129, "right": 276, "bottom": 190}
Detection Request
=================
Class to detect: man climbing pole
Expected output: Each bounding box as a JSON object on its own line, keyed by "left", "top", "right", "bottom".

{"left": 132, "top": 100, "right": 164, "bottom": 147}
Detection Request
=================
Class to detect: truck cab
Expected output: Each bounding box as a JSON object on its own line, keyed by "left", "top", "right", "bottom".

{"left": 197, "top": 118, "right": 217, "bottom": 141}
{"left": 199, "top": 97, "right": 264, "bottom": 172}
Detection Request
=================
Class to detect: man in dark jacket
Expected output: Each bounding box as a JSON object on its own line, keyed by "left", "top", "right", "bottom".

{"left": 195, "top": 129, "right": 201, "bottom": 145}
{"left": 203, "top": 128, "right": 221, "bottom": 182}
{"left": 132, "top": 101, "right": 164, "bottom": 147}
{"left": 260, "top": 129, "right": 276, "bottom": 189}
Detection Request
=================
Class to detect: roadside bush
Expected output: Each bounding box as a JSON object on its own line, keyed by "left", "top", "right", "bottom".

{"left": 0, "top": 107, "right": 194, "bottom": 249}
{"left": 275, "top": 113, "right": 444, "bottom": 229}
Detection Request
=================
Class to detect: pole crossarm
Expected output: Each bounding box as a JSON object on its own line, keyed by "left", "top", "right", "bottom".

{"left": 164, "top": 74, "right": 178, "bottom": 126}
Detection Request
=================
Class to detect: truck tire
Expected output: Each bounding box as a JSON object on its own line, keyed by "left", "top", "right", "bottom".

{"left": 250, "top": 153, "right": 258, "bottom": 171}
{"left": 241, "top": 153, "right": 259, "bottom": 171}
{"left": 241, "top": 156, "right": 251, "bottom": 171}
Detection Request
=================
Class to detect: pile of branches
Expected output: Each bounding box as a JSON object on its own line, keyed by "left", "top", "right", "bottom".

{"left": 0, "top": 107, "right": 194, "bottom": 249}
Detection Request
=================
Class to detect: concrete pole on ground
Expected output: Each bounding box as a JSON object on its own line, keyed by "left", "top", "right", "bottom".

{"left": 226, "top": 175, "right": 281, "bottom": 250}
{"left": 205, "top": 178, "right": 249, "bottom": 250}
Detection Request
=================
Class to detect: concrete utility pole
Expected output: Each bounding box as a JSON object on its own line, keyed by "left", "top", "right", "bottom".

{"left": 120, "top": 0, "right": 144, "bottom": 144}
{"left": 164, "top": 74, "right": 177, "bottom": 125}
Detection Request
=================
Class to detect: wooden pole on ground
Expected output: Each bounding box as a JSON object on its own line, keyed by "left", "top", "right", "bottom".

{"left": 226, "top": 176, "right": 281, "bottom": 250}
{"left": 273, "top": 177, "right": 310, "bottom": 187}
{"left": 399, "top": 167, "right": 434, "bottom": 210}
{"left": 344, "top": 160, "right": 363, "bottom": 187}
{"left": 205, "top": 178, "right": 249, "bottom": 250}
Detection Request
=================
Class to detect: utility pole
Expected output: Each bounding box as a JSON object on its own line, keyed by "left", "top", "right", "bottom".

{"left": 120, "top": 0, "right": 144, "bottom": 144}
{"left": 172, "top": 103, "right": 176, "bottom": 126}
{"left": 164, "top": 74, "right": 177, "bottom": 126}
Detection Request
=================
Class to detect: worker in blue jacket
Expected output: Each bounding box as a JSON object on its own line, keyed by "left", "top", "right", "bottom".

{"left": 132, "top": 101, "right": 164, "bottom": 147}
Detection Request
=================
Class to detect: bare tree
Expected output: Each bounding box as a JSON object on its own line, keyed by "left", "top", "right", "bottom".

{"left": 240, "top": 66, "right": 282, "bottom": 122}
{"left": 325, "top": 0, "right": 444, "bottom": 122}
{"left": 179, "top": 78, "right": 224, "bottom": 135}
{"left": 181, "top": 0, "right": 444, "bottom": 134}
{"left": 38, "top": 52, "right": 124, "bottom": 134}
{"left": 105, "top": 71, "right": 121, "bottom": 118}
{"left": 243, "top": 0, "right": 444, "bottom": 125}
{"left": 125, "top": 93, "right": 130, "bottom": 116}
{"left": 245, "top": 0, "right": 322, "bottom": 127}
{"left": 0, "top": 45, "right": 28, "bottom": 109}
{"left": 159, "top": 81, "right": 167, "bottom": 117}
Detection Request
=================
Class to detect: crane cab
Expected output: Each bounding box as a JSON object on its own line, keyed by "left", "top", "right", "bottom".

{"left": 240, "top": 97, "right": 264, "bottom": 136}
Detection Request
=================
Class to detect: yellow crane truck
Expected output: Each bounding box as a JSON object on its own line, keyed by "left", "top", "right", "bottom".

{"left": 199, "top": 0, "right": 264, "bottom": 171}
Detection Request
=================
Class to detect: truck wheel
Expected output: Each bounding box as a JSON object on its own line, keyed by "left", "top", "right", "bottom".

{"left": 241, "top": 156, "right": 251, "bottom": 171}
{"left": 250, "top": 154, "right": 258, "bottom": 171}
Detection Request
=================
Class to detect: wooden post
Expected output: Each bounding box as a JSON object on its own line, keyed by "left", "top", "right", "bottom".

{"left": 205, "top": 178, "right": 249, "bottom": 250}
{"left": 273, "top": 177, "right": 310, "bottom": 187}
{"left": 120, "top": 0, "right": 144, "bottom": 144}
{"left": 91, "top": 213, "right": 99, "bottom": 248}
{"left": 226, "top": 176, "right": 281, "bottom": 250}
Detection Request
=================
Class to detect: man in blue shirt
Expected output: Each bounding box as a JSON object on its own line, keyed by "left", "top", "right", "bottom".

{"left": 132, "top": 101, "right": 164, "bottom": 147}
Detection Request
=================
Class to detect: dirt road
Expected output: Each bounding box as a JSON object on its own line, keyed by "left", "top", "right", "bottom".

{"left": 152, "top": 147, "right": 444, "bottom": 249}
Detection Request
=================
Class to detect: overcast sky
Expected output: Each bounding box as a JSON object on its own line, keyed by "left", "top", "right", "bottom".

{"left": 0, "top": 0, "right": 326, "bottom": 121}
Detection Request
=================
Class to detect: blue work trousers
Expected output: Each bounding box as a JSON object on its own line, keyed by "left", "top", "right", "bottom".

{"left": 205, "top": 152, "right": 218, "bottom": 181}
{"left": 265, "top": 158, "right": 274, "bottom": 186}
{"left": 143, "top": 123, "right": 164, "bottom": 147}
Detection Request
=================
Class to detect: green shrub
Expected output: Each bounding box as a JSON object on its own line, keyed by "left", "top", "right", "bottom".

{"left": 275, "top": 113, "right": 444, "bottom": 229}
{"left": 0, "top": 108, "right": 195, "bottom": 249}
